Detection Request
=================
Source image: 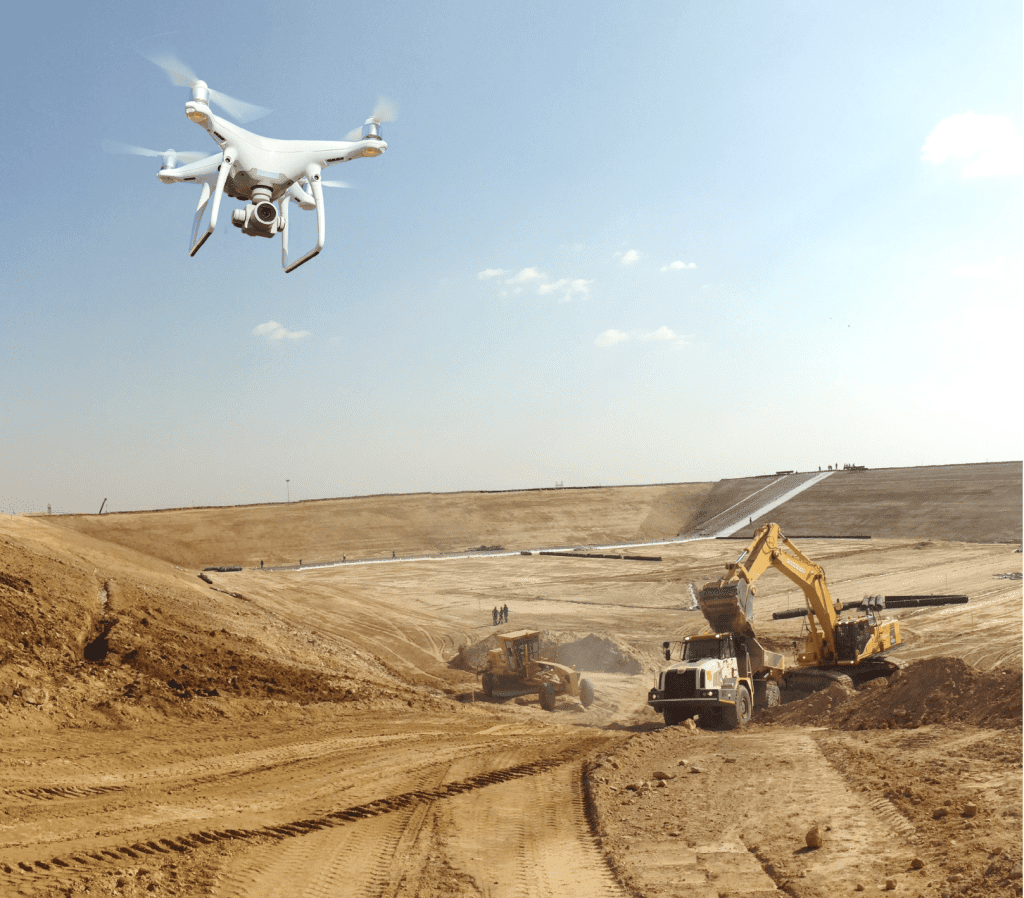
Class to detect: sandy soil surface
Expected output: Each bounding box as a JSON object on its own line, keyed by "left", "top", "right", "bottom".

{"left": 1, "top": 468, "right": 1021, "bottom": 897}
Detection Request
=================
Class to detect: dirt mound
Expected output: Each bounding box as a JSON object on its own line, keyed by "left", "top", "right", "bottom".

{"left": 555, "top": 633, "right": 643, "bottom": 674}
{"left": 451, "top": 631, "right": 643, "bottom": 674}
{"left": 765, "top": 657, "right": 1023, "bottom": 730}
{"left": 0, "top": 520, "right": 443, "bottom": 733}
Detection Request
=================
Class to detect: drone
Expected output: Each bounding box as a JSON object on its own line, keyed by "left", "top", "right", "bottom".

{"left": 110, "top": 53, "right": 394, "bottom": 273}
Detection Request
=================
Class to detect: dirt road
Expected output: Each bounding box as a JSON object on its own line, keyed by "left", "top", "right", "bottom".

{"left": 1, "top": 708, "right": 625, "bottom": 897}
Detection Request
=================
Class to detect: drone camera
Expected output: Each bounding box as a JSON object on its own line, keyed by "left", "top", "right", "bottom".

{"left": 254, "top": 201, "right": 277, "bottom": 225}
{"left": 231, "top": 201, "right": 282, "bottom": 238}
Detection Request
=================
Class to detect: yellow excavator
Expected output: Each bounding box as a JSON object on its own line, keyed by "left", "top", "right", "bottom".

{"left": 697, "top": 523, "right": 905, "bottom": 691}
{"left": 649, "top": 523, "right": 967, "bottom": 725}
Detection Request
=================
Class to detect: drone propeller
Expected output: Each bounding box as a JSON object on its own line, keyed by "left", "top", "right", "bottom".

{"left": 301, "top": 177, "right": 351, "bottom": 189}
{"left": 102, "top": 139, "right": 209, "bottom": 166}
{"left": 145, "top": 51, "right": 270, "bottom": 123}
{"left": 345, "top": 96, "right": 398, "bottom": 141}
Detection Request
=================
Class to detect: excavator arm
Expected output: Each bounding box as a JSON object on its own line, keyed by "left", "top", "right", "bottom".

{"left": 700, "top": 523, "right": 843, "bottom": 665}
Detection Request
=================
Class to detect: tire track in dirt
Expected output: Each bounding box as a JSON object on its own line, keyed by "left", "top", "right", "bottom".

{"left": 435, "top": 763, "right": 628, "bottom": 897}
{"left": 588, "top": 726, "right": 930, "bottom": 897}
{"left": 1, "top": 729, "right": 550, "bottom": 858}
{"left": 208, "top": 735, "right": 622, "bottom": 898}
{"left": 0, "top": 738, "right": 613, "bottom": 894}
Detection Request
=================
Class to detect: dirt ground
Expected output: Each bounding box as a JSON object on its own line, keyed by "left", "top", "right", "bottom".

{"left": 0, "top": 467, "right": 1021, "bottom": 897}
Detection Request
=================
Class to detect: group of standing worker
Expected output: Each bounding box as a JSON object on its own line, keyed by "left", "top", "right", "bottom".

{"left": 492, "top": 604, "right": 509, "bottom": 626}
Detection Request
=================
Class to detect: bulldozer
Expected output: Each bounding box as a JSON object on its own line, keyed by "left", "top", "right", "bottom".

{"left": 479, "top": 630, "right": 595, "bottom": 712}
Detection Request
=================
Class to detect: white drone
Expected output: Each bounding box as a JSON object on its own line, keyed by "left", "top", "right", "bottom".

{"left": 110, "top": 53, "right": 394, "bottom": 273}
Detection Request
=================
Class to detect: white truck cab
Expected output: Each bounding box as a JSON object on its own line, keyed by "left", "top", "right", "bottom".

{"left": 647, "top": 633, "right": 782, "bottom": 728}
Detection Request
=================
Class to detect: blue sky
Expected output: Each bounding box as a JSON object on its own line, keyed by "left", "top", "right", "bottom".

{"left": 2, "top": 2, "right": 1021, "bottom": 513}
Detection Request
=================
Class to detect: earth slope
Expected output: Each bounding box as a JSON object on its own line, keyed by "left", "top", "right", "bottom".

{"left": 1, "top": 466, "right": 1020, "bottom": 897}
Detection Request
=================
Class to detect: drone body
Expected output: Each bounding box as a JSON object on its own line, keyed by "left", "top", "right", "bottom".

{"left": 118, "top": 55, "right": 393, "bottom": 273}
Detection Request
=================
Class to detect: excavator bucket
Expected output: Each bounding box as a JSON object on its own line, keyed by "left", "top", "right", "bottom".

{"left": 697, "top": 583, "right": 757, "bottom": 639}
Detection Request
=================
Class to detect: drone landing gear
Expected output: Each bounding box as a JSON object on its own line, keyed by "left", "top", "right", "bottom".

{"left": 281, "top": 166, "right": 326, "bottom": 274}
{"left": 190, "top": 149, "right": 234, "bottom": 257}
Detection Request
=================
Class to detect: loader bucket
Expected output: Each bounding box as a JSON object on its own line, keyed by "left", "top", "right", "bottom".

{"left": 698, "top": 583, "right": 757, "bottom": 638}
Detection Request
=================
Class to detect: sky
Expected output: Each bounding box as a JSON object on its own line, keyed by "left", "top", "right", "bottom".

{"left": 2, "top": 1, "right": 1021, "bottom": 514}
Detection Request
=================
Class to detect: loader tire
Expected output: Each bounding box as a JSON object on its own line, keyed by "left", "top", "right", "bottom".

{"left": 723, "top": 687, "right": 752, "bottom": 730}
{"left": 539, "top": 682, "right": 556, "bottom": 712}
{"left": 481, "top": 672, "right": 494, "bottom": 697}
{"left": 579, "top": 679, "right": 595, "bottom": 709}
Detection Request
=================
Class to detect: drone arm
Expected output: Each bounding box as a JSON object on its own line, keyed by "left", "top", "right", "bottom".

{"left": 283, "top": 164, "right": 326, "bottom": 274}
{"left": 189, "top": 149, "right": 234, "bottom": 257}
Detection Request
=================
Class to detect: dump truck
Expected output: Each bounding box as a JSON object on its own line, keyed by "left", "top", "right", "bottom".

{"left": 647, "top": 630, "right": 784, "bottom": 728}
{"left": 479, "top": 630, "right": 595, "bottom": 711}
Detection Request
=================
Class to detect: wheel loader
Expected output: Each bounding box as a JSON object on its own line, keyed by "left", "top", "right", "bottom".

{"left": 479, "top": 630, "right": 595, "bottom": 712}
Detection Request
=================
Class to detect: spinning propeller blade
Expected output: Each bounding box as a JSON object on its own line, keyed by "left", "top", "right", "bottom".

{"left": 370, "top": 96, "right": 398, "bottom": 124}
{"left": 300, "top": 177, "right": 351, "bottom": 190}
{"left": 102, "top": 139, "right": 208, "bottom": 165}
{"left": 345, "top": 96, "right": 398, "bottom": 140}
{"left": 145, "top": 51, "right": 271, "bottom": 123}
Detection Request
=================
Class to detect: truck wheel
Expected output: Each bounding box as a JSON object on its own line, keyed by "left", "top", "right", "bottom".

{"left": 755, "top": 679, "right": 781, "bottom": 710}
{"left": 579, "top": 679, "right": 595, "bottom": 708}
{"left": 481, "top": 672, "right": 493, "bottom": 697}
{"left": 723, "top": 687, "right": 752, "bottom": 730}
{"left": 663, "top": 707, "right": 685, "bottom": 726}
{"left": 539, "top": 682, "right": 556, "bottom": 712}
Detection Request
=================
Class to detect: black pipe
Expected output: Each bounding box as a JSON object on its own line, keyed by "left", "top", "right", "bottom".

{"left": 884, "top": 595, "right": 969, "bottom": 608}
{"left": 771, "top": 594, "right": 969, "bottom": 620}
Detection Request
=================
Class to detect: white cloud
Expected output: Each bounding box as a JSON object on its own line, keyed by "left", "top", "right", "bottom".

{"left": 477, "top": 268, "right": 507, "bottom": 280}
{"left": 619, "top": 249, "right": 640, "bottom": 265}
{"left": 922, "top": 113, "right": 1023, "bottom": 178}
{"left": 540, "top": 277, "right": 591, "bottom": 302}
{"left": 252, "top": 321, "right": 310, "bottom": 341}
{"left": 566, "top": 278, "right": 591, "bottom": 298}
{"left": 640, "top": 326, "right": 681, "bottom": 342}
{"left": 595, "top": 325, "right": 689, "bottom": 347}
{"left": 537, "top": 278, "right": 568, "bottom": 295}
{"left": 661, "top": 260, "right": 697, "bottom": 272}
{"left": 595, "top": 329, "right": 630, "bottom": 347}
{"left": 506, "top": 267, "right": 544, "bottom": 284}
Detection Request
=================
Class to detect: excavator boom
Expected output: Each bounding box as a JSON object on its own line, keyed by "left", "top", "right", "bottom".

{"left": 698, "top": 523, "right": 882, "bottom": 669}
